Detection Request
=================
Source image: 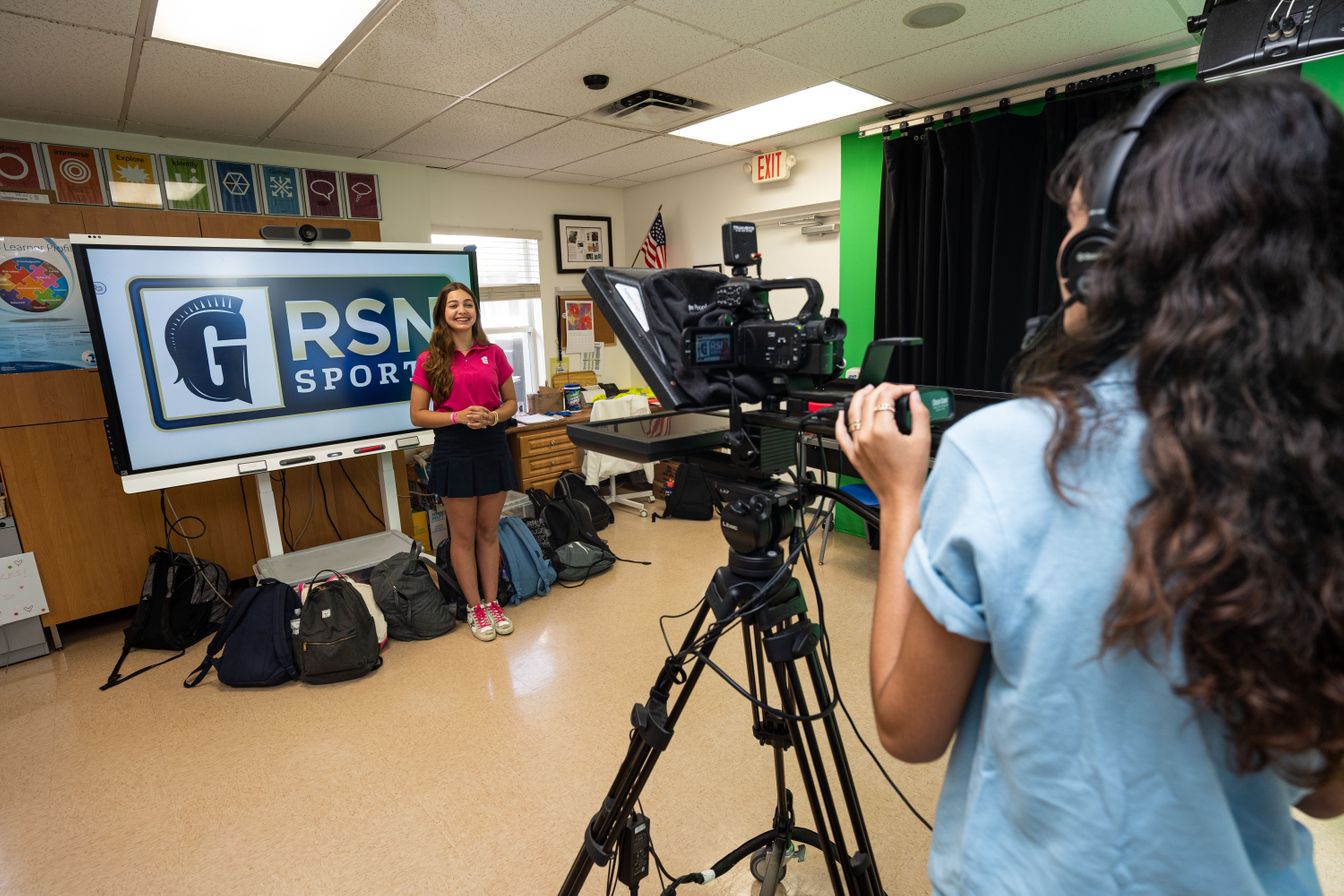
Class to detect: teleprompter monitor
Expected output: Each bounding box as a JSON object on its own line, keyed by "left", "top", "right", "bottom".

{"left": 72, "top": 234, "right": 477, "bottom": 493}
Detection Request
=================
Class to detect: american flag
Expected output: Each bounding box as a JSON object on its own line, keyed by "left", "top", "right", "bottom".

{"left": 639, "top": 211, "right": 667, "bottom": 269}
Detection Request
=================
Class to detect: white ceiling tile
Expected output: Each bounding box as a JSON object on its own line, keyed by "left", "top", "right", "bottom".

{"left": 557, "top": 136, "right": 720, "bottom": 178}
{"left": 529, "top": 171, "right": 605, "bottom": 185}
{"left": 475, "top": 6, "right": 735, "bottom": 116}
{"left": 256, "top": 137, "right": 368, "bottom": 158}
{"left": 0, "top": 14, "right": 130, "bottom": 120}
{"left": 758, "top": 0, "right": 1075, "bottom": 79}
{"left": 336, "top": 0, "right": 620, "bottom": 96}
{"left": 624, "top": 148, "right": 755, "bottom": 183}
{"left": 454, "top": 161, "right": 544, "bottom": 178}
{"left": 271, "top": 75, "right": 456, "bottom": 149}
{"left": 478, "top": 120, "right": 645, "bottom": 169}
{"left": 129, "top": 41, "right": 319, "bottom": 137}
{"left": 637, "top": 0, "right": 857, "bottom": 45}
{"left": 0, "top": 0, "right": 140, "bottom": 34}
{"left": 366, "top": 150, "right": 466, "bottom": 168}
{"left": 597, "top": 178, "right": 642, "bottom": 188}
{"left": 654, "top": 49, "right": 830, "bottom": 111}
{"left": 847, "top": 1, "right": 1196, "bottom": 108}
{"left": 383, "top": 100, "right": 563, "bottom": 161}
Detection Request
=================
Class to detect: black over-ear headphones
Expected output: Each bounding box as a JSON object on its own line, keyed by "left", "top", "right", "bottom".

{"left": 1057, "top": 81, "right": 1196, "bottom": 307}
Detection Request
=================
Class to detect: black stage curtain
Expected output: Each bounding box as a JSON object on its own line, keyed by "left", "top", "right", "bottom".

{"left": 876, "top": 86, "right": 1147, "bottom": 390}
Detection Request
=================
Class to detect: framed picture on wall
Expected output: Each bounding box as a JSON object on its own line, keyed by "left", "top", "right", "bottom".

{"left": 553, "top": 214, "right": 612, "bottom": 273}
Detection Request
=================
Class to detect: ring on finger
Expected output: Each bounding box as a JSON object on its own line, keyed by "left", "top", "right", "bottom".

{"left": 848, "top": 421, "right": 862, "bottom": 432}
{"left": 875, "top": 403, "right": 896, "bottom": 413}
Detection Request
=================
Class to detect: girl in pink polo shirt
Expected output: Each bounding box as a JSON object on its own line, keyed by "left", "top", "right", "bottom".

{"left": 409, "top": 282, "right": 518, "bottom": 642}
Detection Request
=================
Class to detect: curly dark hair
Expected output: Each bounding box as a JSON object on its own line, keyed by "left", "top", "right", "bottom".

{"left": 423, "top": 281, "right": 489, "bottom": 405}
{"left": 1016, "top": 76, "right": 1344, "bottom": 786}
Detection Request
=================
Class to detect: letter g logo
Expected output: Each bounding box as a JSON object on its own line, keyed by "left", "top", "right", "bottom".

{"left": 165, "top": 295, "right": 253, "bottom": 403}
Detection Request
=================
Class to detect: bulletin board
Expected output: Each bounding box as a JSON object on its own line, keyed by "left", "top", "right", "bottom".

{"left": 557, "top": 292, "right": 615, "bottom": 348}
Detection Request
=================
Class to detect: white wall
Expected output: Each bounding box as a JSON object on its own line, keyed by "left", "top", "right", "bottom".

{"left": 426, "top": 171, "right": 634, "bottom": 388}
{"left": 622, "top": 138, "right": 842, "bottom": 327}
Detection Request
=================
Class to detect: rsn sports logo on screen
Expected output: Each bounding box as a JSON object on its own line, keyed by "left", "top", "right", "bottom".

{"left": 130, "top": 275, "right": 446, "bottom": 430}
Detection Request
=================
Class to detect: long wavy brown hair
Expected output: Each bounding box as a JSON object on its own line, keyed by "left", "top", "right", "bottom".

{"left": 422, "top": 282, "right": 489, "bottom": 405}
{"left": 1016, "top": 76, "right": 1344, "bottom": 786}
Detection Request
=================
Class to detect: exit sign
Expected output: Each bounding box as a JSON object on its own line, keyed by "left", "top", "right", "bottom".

{"left": 751, "top": 150, "right": 795, "bottom": 184}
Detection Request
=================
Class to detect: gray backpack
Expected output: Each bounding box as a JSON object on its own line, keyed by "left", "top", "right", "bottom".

{"left": 554, "top": 541, "right": 616, "bottom": 585}
{"left": 369, "top": 542, "right": 458, "bottom": 640}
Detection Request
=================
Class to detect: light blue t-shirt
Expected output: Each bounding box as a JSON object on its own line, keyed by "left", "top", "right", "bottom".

{"left": 905, "top": 363, "right": 1321, "bottom": 896}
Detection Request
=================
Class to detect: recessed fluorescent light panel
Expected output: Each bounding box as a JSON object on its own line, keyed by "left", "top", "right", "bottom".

{"left": 671, "top": 82, "right": 890, "bottom": 146}
{"left": 152, "top": 0, "right": 381, "bottom": 67}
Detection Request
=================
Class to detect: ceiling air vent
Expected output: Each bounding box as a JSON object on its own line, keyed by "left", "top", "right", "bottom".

{"left": 590, "top": 90, "right": 716, "bottom": 131}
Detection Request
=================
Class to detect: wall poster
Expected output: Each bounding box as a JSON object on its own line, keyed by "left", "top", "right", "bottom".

{"left": 0, "top": 237, "right": 96, "bottom": 373}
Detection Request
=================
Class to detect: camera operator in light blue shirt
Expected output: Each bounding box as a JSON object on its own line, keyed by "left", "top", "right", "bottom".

{"left": 837, "top": 75, "right": 1344, "bottom": 895}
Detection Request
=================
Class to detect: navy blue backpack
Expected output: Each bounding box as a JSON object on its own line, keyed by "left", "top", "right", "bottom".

{"left": 183, "top": 580, "right": 302, "bottom": 688}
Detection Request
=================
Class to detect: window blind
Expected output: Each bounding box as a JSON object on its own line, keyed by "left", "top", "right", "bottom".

{"left": 431, "top": 233, "right": 539, "bottom": 302}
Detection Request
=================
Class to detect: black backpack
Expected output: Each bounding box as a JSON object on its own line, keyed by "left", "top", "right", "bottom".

{"left": 184, "top": 580, "right": 302, "bottom": 688}
{"left": 541, "top": 496, "right": 609, "bottom": 551}
{"left": 554, "top": 471, "right": 615, "bottom": 530}
{"left": 369, "top": 542, "right": 458, "bottom": 640}
{"left": 654, "top": 462, "right": 717, "bottom": 521}
{"left": 434, "top": 536, "right": 514, "bottom": 620}
{"left": 295, "top": 574, "right": 382, "bottom": 684}
{"left": 524, "top": 516, "right": 556, "bottom": 560}
{"left": 101, "top": 548, "right": 230, "bottom": 691}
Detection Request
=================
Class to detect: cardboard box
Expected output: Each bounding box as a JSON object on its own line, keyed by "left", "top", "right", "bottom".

{"left": 528, "top": 386, "right": 564, "bottom": 413}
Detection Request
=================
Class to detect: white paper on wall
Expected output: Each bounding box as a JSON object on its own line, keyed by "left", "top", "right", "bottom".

{"left": 0, "top": 553, "right": 48, "bottom": 623}
{"left": 566, "top": 328, "right": 595, "bottom": 354}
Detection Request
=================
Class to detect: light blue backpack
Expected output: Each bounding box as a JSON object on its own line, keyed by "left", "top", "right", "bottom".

{"left": 497, "top": 516, "right": 557, "bottom": 603}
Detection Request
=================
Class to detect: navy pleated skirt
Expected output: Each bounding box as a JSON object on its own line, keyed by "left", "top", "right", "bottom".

{"left": 429, "top": 423, "right": 518, "bottom": 498}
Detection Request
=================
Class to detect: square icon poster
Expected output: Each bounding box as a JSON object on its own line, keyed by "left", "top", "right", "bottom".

{"left": 0, "top": 139, "right": 45, "bottom": 192}
{"left": 302, "top": 169, "right": 342, "bottom": 217}
{"left": 212, "top": 160, "right": 259, "bottom": 214}
{"left": 160, "top": 155, "right": 213, "bottom": 211}
{"left": 343, "top": 172, "right": 381, "bottom": 219}
{"left": 103, "top": 148, "right": 163, "bottom": 209}
{"left": 43, "top": 144, "right": 107, "bottom": 205}
{"left": 260, "top": 164, "right": 303, "bottom": 215}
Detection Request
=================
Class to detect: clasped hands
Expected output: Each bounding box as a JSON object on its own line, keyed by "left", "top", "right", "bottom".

{"left": 457, "top": 406, "right": 497, "bottom": 429}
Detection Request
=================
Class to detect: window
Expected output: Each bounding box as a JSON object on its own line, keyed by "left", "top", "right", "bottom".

{"left": 432, "top": 233, "right": 545, "bottom": 410}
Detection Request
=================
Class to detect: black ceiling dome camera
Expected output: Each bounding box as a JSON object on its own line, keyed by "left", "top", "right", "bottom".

{"left": 583, "top": 73, "right": 610, "bottom": 90}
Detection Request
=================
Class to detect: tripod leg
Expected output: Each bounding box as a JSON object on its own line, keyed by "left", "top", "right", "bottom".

{"left": 559, "top": 601, "right": 725, "bottom": 896}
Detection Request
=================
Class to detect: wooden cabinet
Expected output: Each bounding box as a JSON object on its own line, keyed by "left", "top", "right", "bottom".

{"left": 507, "top": 413, "right": 588, "bottom": 493}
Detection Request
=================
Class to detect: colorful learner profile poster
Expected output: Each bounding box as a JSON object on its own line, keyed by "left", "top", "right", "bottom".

{"left": 104, "top": 149, "right": 163, "bottom": 209}
{"left": 0, "top": 237, "right": 96, "bottom": 373}
{"left": 160, "top": 155, "right": 213, "bottom": 211}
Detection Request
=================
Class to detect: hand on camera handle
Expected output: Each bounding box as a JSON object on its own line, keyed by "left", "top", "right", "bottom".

{"left": 835, "top": 383, "right": 932, "bottom": 507}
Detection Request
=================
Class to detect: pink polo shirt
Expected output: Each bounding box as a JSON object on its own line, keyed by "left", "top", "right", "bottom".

{"left": 411, "top": 343, "right": 513, "bottom": 413}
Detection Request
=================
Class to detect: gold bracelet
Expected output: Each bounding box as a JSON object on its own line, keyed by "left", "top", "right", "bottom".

{"left": 491, "top": 410, "right": 499, "bottom": 425}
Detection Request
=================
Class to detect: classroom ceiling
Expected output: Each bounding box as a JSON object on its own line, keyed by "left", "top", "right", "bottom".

{"left": 0, "top": 0, "right": 1203, "bottom": 187}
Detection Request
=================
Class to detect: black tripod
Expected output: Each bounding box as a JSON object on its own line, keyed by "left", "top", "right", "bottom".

{"left": 559, "top": 479, "right": 884, "bottom": 895}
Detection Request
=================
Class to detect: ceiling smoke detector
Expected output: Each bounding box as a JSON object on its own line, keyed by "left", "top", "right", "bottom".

{"left": 591, "top": 89, "right": 716, "bottom": 131}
